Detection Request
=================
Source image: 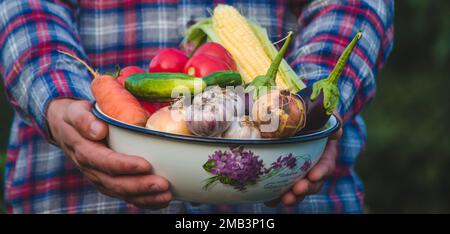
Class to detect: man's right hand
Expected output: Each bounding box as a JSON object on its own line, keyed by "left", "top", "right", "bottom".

{"left": 47, "top": 99, "right": 172, "bottom": 210}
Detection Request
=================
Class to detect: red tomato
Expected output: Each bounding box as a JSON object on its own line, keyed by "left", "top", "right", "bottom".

{"left": 139, "top": 100, "right": 170, "bottom": 116}
{"left": 193, "top": 42, "right": 236, "bottom": 70}
{"left": 116, "top": 66, "right": 145, "bottom": 87}
{"left": 184, "top": 54, "right": 232, "bottom": 77}
{"left": 149, "top": 48, "right": 189, "bottom": 73}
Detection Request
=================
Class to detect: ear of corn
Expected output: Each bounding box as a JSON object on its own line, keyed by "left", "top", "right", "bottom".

{"left": 212, "top": 5, "right": 276, "bottom": 86}
{"left": 182, "top": 4, "right": 305, "bottom": 92}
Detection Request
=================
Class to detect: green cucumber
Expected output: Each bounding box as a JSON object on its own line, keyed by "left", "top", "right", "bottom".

{"left": 125, "top": 71, "right": 243, "bottom": 102}
{"left": 125, "top": 73, "right": 205, "bottom": 102}
{"left": 203, "top": 71, "right": 243, "bottom": 87}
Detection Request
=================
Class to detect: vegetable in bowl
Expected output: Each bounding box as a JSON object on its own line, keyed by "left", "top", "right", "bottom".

{"left": 58, "top": 51, "right": 149, "bottom": 127}
{"left": 298, "top": 31, "right": 362, "bottom": 132}
{"left": 124, "top": 71, "right": 243, "bottom": 102}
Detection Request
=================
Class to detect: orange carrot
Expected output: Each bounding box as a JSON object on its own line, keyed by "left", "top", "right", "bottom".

{"left": 58, "top": 51, "right": 149, "bottom": 126}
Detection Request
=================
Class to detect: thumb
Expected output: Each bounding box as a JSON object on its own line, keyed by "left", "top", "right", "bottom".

{"left": 63, "top": 100, "right": 108, "bottom": 141}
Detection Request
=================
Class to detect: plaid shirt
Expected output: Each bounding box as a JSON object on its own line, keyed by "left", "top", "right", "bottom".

{"left": 0, "top": 0, "right": 393, "bottom": 214}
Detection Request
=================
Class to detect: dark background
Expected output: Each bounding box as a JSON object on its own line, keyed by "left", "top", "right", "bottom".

{"left": 1, "top": 1, "right": 449, "bottom": 213}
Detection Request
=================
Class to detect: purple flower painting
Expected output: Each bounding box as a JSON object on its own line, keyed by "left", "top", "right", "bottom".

{"left": 203, "top": 146, "right": 265, "bottom": 191}
{"left": 203, "top": 147, "right": 312, "bottom": 191}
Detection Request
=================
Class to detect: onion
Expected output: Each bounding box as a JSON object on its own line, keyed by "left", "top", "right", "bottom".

{"left": 251, "top": 89, "right": 306, "bottom": 138}
{"left": 222, "top": 116, "right": 261, "bottom": 139}
{"left": 145, "top": 105, "right": 191, "bottom": 135}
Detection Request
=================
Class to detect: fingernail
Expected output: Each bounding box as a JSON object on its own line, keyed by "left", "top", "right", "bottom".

{"left": 90, "top": 121, "right": 102, "bottom": 138}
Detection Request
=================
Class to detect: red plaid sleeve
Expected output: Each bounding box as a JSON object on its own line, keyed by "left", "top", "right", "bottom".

{"left": 0, "top": 0, "right": 93, "bottom": 140}
{"left": 289, "top": 0, "right": 394, "bottom": 120}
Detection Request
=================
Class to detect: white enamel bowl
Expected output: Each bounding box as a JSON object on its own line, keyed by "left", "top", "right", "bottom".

{"left": 93, "top": 103, "right": 340, "bottom": 204}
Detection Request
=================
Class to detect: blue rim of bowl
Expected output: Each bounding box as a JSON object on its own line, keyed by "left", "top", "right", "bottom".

{"left": 92, "top": 102, "right": 340, "bottom": 145}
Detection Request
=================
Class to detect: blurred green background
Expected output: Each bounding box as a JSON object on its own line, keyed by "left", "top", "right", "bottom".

{"left": 0, "top": 1, "right": 449, "bottom": 213}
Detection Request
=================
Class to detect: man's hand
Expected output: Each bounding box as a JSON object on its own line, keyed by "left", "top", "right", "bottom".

{"left": 47, "top": 99, "right": 172, "bottom": 210}
{"left": 265, "top": 112, "right": 343, "bottom": 207}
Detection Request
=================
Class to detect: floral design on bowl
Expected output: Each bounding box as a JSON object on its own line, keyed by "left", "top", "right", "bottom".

{"left": 202, "top": 146, "right": 312, "bottom": 191}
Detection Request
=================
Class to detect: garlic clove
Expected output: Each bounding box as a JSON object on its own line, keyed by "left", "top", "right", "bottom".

{"left": 222, "top": 116, "right": 261, "bottom": 139}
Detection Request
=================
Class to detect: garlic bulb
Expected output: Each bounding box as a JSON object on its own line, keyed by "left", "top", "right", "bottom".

{"left": 222, "top": 116, "right": 261, "bottom": 139}
{"left": 185, "top": 86, "right": 244, "bottom": 137}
